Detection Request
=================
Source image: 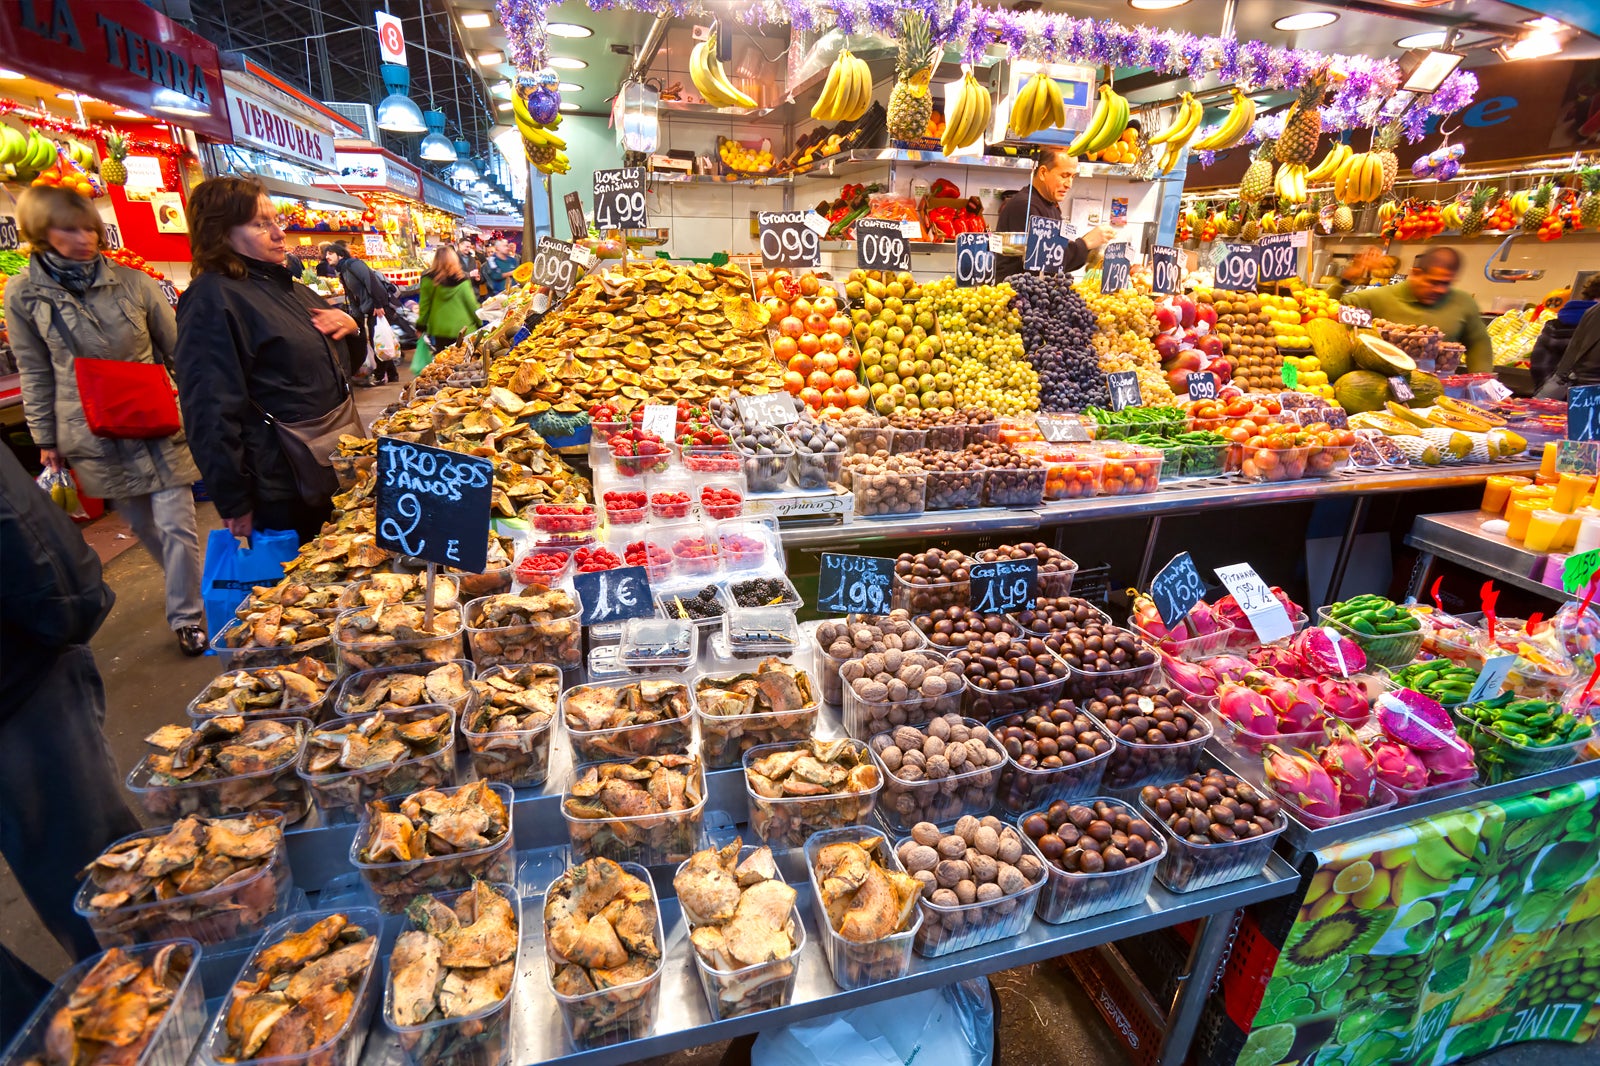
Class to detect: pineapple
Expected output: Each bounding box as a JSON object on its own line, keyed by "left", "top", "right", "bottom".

{"left": 1580, "top": 167, "right": 1600, "bottom": 229}
{"left": 1374, "top": 119, "right": 1400, "bottom": 194}
{"left": 100, "top": 132, "right": 127, "bottom": 186}
{"left": 1276, "top": 75, "right": 1324, "bottom": 166}
{"left": 1460, "top": 185, "right": 1497, "bottom": 237}
{"left": 1521, "top": 183, "right": 1553, "bottom": 233}
{"left": 1240, "top": 143, "right": 1273, "bottom": 204}
{"left": 887, "top": 10, "right": 938, "bottom": 142}
{"left": 1240, "top": 207, "right": 1261, "bottom": 242}
{"left": 1332, "top": 204, "right": 1354, "bottom": 233}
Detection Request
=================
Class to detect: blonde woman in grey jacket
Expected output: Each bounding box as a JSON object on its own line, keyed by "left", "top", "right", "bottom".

{"left": 5, "top": 187, "right": 207, "bottom": 656}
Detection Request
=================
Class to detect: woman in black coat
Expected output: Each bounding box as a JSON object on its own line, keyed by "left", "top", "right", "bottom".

{"left": 174, "top": 177, "right": 362, "bottom": 541}
{"left": 1533, "top": 276, "right": 1600, "bottom": 398}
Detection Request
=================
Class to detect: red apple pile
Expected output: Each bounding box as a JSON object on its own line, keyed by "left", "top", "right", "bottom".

{"left": 1154, "top": 294, "right": 1232, "bottom": 395}
{"left": 756, "top": 268, "right": 871, "bottom": 414}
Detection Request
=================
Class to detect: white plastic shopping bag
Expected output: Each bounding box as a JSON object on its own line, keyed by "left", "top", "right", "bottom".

{"left": 752, "top": 980, "right": 993, "bottom": 1066}
{"left": 372, "top": 313, "right": 401, "bottom": 364}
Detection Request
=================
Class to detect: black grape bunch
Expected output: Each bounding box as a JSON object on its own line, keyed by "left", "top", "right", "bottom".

{"left": 1011, "top": 274, "right": 1102, "bottom": 412}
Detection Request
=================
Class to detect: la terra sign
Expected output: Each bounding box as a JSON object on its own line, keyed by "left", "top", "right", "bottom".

{"left": 1, "top": 0, "right": 230, "bottom": 140}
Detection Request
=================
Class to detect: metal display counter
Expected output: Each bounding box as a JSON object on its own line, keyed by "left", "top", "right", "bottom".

{"left": 1405, "top": 509, "right": 1568, "bottom": 601}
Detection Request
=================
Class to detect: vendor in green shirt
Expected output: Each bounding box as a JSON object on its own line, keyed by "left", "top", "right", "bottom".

{"left": 1328, "top": 246, "right": 1493, "bottom": 373}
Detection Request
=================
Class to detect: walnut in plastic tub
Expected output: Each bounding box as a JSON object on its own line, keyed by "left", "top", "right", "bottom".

{"left": 297, "top": 706, "right": 456, "bottom": 821}
{"left": 464, "top": 587, "right": 581, "bottom": 669}
{"left": 694, "top": 659, "right": 820, "bottom": 768}
{"left": 188, "top": 657, "right": 337, "bottom": 721}
{"left": 744, "top": 739, "right": 882, "bottom": 847}
{"left": 805, "top": 828, "right": 921, "bottom": 990}
{"left": 127, "top": 717, "right": 310, "bottom": 825}
{"left": 840, "top": 649, "right": 967, "bottom": 739}
{"left": 333, "top": 604, "right": 464, "bottom": 673}
{"left": 813, "top": 612, "right": 923, "bottom": 705}
{"left": 545, "top": 858, "right": 665, "bottom": 1049}
{"left": 463, "top": 663, "right": 560, "bottom": 787}
{"left": 870, "top": 716, "right": 1006, "bottom": 832}
{"left": 350, "top": 780, "right": 515, "bottom": 912}
{"left": 335, "top": 660, "right": 475, "bottom": 718}
{"left": 847, "top": 455, "right": 926, "bottom": 517}
{"left": 563, "top": 754, "right": 705, "bottom": 866}
{"left": 895, "top": 817, "right": 1047, "bottom": 957}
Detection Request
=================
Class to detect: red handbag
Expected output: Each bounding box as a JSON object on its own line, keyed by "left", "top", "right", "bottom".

{"left": 73, "top": 357, "right": 181, "bottom": 438}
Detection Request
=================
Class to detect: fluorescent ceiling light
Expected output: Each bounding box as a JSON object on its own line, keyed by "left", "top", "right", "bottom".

{"left": 491, "top": 81, "right": 513, "bottom": 99}
{"left": 1399, "top": 48, "right": 1465, "bottom": 91}
{"left": 1128, "top": 0, "right": 1189, "bottom": 8}
{"left": 114, "top": 108, "right": 147, "bottom": 118}
{"left": 558, "top": 82, "right": 582, "bottom": 92}
{"left": 461, "top": 12, "right": 491, "bottom": 28}
{"left": 559, "top": 101, "right": 580, "bottom": 111}
{"left": 1396, "top": 31, "right": 1447, "bottom": 49}
{"left": 548, "top": 56, "right": 587, "bottom": 70}
{"left": 547, "top": 22, "right": 593, "bottom": 37}
{"left": 1273, "top": 11, "right": 1338, "bottom": 31}
{"left": 0, "top": 69, "right": 24, "bottom": 79}
{"left": 1524, "top": 17, "right": 1562, "bottom": 29}
{"left": 56, "top": 91, "right": 97, "bottom": 101}
{"left": 477, "top": 51, "right": 504, "bottom": 66}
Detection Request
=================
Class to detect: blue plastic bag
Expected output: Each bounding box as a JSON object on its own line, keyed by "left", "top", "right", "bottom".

{"left": 201, "top": 528, "right": 300, "bottom": 645}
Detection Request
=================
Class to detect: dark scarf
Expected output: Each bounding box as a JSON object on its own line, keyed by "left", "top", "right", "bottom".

{"left": 36, "top": 250, "right": 103, "bottom": 297}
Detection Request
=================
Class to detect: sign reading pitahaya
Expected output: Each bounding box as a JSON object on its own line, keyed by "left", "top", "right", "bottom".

{"left": 1215, "top": 562, "right": 1293, "bottom": 643}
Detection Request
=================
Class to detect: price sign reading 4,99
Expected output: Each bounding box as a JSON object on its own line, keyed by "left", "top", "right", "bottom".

{"left": 531, "top": 237, "right": 578, "bottom": 294}
{"left": 970, "top": 559, "right": 1039, "bottom": 613}
{"left": 1149, "top": 552, "right": 1206, "bottom": 627}
{"left": 1106, "top": 370, "right": 1141, "bottom": 411}
{"left": 817, "top": 553, "right": 897, "bottom": 614}
{"left": 1025, "top": 215, "right": 1068, "bottom": 274}
{"left": 956, "top": 232, "right": 995, "bottom": 287}
{"left": 1338, "top": 305, "right": 1373, "bottom": 329}
{"left": 592, "top": 167, "right": 647, "bottom": 230}
{"left": 1215, "top": 242, "right": 1259, "bottom": 291}
{"left": 757, "top": 211, "right": 821, "bottom": 270}
{"left": 1151, "top": 244, "right": 1181, "bottom": 295}
{"left": 1258, "top": 234, "right": 1299, "bottom": 282}
{"left": 855, "top": 217, "right": 911, "bottom": 272}
{"left": 1186, "top": 371, "right": 1217, "bottom": 401}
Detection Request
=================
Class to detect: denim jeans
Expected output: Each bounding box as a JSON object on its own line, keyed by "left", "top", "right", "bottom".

{"left": 116, "top": 485, "right": 204, "bottom": 630}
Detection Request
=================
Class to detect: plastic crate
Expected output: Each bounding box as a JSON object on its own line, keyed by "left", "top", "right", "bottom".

{"left": 1061, "top": 948, "right": 1161, "bottom": 1066}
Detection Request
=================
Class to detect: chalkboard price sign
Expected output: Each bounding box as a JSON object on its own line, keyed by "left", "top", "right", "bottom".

{"left": 757, "top": 211, "right": 821, "bottom": 269}
{"left": 531, "top": 236, "right": 579, "bottom": 294}
{"left": 1151, "top": 244, "right": 1181, "bottom": 295}
{"left": 1149, "top": 552, "right": 1206, "bottom": 627}
{"left": 1186, "top": 371, "right": 1217, "bottom": 401}
{"left": 1214, "top": 242, "right": 1260, "bottom": 291}
{"left": 1106, "top": 370, "right": 1142, "bottom": 411}
{"left": 816, "top": 553, "right": 896, "bottom": 614}
{"left": 1569, "top": 385, "right": 1600, "bottom": 442}
{"left": 1024, "top": 215, "right": 1068, "bottom": 274}
{"left": 564, "top": 191, "right": 587, "bottom": 240}
{"left": 573, "top": 566, "right": 655, "bottom": 626}
{"left": 1338, "top": 305, "right": 1373, "bottom": 328}
{"left": 376, "top": 437, "right": 494, "bottom": 572}
{"left": 970, "top": 559, "right": 1039, "bottom": 613}
{"left": 1387, "top": 375, "right": 1415, "bottom": 403}
{"left": 593, "top": 167, "right": 647, "bottom": 230}
{"left": 956, "top": 232, "right": 995, "bottom": 287}
{"left": 1100, "top": 253, "right": 1131, "bottom": 293}
{"left": 736, "top": 392, "right": 800, "bottom": 427}
{"left": 1258, "top": 234, "right": 1299, "bottom": 282}
{"left": 0, "top": 215, "right": 17, "bottom": 251}
{"left": 855, "top": 217, "right": 911, "bottom": 272}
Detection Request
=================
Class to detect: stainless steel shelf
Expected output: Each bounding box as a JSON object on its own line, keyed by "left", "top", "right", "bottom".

{"left": 794, "top": 148, "right": 1037, "bottom": 179}
{"left": 651, "top": 170, "right": 794, "bottom": 187}
{"left": 1404, "top": 509, "right": 1568, "bottom": 601}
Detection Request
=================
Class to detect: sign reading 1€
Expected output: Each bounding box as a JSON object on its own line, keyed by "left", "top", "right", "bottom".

{"left": 376, "top": 437, "right": 494, "bottom": 572}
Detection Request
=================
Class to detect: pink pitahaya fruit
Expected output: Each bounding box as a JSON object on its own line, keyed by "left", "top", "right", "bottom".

{"left": 1370, "top": 738, "right": 1429, "bottom": 791}
{"left": 1306, "top": 678, "right": 1370, "bottom": 723}
{"left": 1254, "top": 674, "right": 1322, "bottom": 732}
{"left": 1131, "top": 595, "right": 1171, "bottom": 639}
{"left": 1186, "top": 600, "right": 1228, "bottom": 637}
{"left": 1263, "top": 745, "right": 1342, "bottom": 818}
{"left": 1376, "top": 689, "right": 1457, "bottom": 751}
{"left": 1159, "top": 650, "right": 1219, "bottom": 698}
{"left": 1218, "top": 681, "right": 1278, "bottom": 735}
{"left": 1320, "top": 721, "right": 1378, "bottom": 813}
{"left": 1251, "top": 642, "right": 1310, "bottom": 678}
{"left": 1202, "top": 653, "right": 1256, "bottom": 685}
{"left": 1217, "top": 587, "right": 1307, "bottom": 639}
{"left": 1291, "top": 626, "right": 1368, "bottom": 677}
{"left": 1419, "top": 734, "right": 1476, "bottom": 784}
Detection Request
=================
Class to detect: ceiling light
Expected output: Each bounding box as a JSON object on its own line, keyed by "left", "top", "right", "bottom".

{"left": 1128, "top": 0, "right": 1189, "bottom": 8}
{"left": 375, "top": 63, "right": 427, "bottom": 132}
{"left": 460, "top": 11, "right": 491, "bottom": 28}
{"left": 1524, "top": 17, "right": 1562, "bottom": 30}
{"left": 496, "top": 101, "right": 512, "bottom": 111}
{"left": 1499, "top": 31, "right": 1561, "bottom": 60}
{"left": 558, "top": 82, "right": 583, "bottom": 92}
{"left": 1273, "top": 11, "right": 1338, "bottom": 31}
{"left": 114, "top": 108, "right": 147, "bottom": 118}
{"left": 56, "top": 91, "right": 97, "bottom": 102}
{"left": 0, "top": 69, "right": 23, "bottom": 79}
{"left": 419, "top": 110, "right": 457, "bottom": 161}
{"left": 150, "top": 89, "right": 209, "bottom": 117}
{"left": 490, "top": 81, "right": 513, "bottom": 99}
{"left": 1396, "top": 31, "right": 1447, "bottom": 49}
{"left": 559, "top": 101, "right": 580, "bottom": 111}
{"left": 1399, "top": 48, "right": 1465, "bottom": 91}
{"left": 548, "top": 56, "right": 587, "bottom": 70}
{"left": 476, "top": 50, "right": 503, "bottom": 66}
{"left": 547, "top": 22, "right": 593, "bottom": 37}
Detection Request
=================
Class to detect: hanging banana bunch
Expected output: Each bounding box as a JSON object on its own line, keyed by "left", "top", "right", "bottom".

{"left": 941, "top": 67, "right": 992, "bottom": 154}
{"left": 1064, "top": 82, "right": 1128, "bottom": 156}
{"left": 1007, "top": 70, "right": 1065, "bottom": 139}
{"left": 1147, "top": 92, "right": 1203, "bottom": 174}
{"left": 691, "top": 28, "right": 757, "bottom": 109}
{"left": 812, "top": 49, "right": 873, "bottom": 122}
{"left": 1305, "top": 141, "right": 1351, "bottom": 184}
{"left": 513, "top": 71, "right": 570, "bottom": 175}
{"left": 1189, "top": 87, "right": 1256, "bottom": 152}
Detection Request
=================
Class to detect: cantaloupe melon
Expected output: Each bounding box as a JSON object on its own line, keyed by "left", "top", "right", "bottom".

{"left": 1405, "top": 371, "right": 1443, "bottom": 409}
{"left": 1352, "top": 334, "right": 1417, "bottom": 376}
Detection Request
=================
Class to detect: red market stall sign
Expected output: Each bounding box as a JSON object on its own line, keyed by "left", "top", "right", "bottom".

{"left": 1, "top": 0, "right": 229, "bottom": 140}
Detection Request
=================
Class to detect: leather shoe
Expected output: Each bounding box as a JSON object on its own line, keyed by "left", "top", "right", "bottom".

{"left": 177, "top": 625, "right": 208, "bottom": 657}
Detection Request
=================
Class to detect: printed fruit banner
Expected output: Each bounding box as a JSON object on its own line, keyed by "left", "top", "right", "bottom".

{"left": 1240, "top": 779, "right": 1600, "bottom": 1066}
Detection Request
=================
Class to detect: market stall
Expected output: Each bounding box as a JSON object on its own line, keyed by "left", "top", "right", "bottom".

{"left": 313, "top": 145, "right": 431, "bottom": 288}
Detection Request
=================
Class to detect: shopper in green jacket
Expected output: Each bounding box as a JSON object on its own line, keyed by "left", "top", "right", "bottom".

{"left": 413, "top": 246, "right": 479, "bottom": 372}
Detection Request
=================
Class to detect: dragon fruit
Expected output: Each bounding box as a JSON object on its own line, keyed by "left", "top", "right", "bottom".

{"left": 1371, "top": 738, "right": 1429, "bottom": 791}
{"left": 1419, "top": 735, "right": 1477, "bottom": 784}
{"left": 1306, "top": 677, "right": 1370, "bottom": 723}
{"left": 1250, "top": 642, "right": 1310, "bottom": 678}
{"left": 1218, "top": 681, "right": 1278, "bottom": 735}
{"left": 1291, "top": 626, "right": 1368, "bottom": 677}
{"left": 1253, "top": 674, "right": 1322, "bottom": 732}
{"left": 1263, "top": 745, "right": 1342, "bottom": 819}
{"left": 1376, "top": 689, "right": 1458, "bottom": 751}
{"left": 1320, "top": 722, "right": 1378, "bottom": 812}
{"left": 1159, "top": 650, "right": 1220, "bottom": 698}
{"left": 1133, "top": 594, "right": 1229, "bottom": 643}
{"left": 1217, "top": 587, "right": 1307, "bottom": 639}
{"left": 1202, "top": 653, "right": 1257, "bottom": 685}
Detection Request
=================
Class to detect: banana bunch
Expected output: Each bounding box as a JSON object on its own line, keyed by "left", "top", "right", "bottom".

{"left": 1007, "top": 71, "right": 1064, "bottom": 140}
{"left": 512, "top": 89, "right": 570, "bottom": 175}
{"left": 1274, "top": 163, "right": 1309, "bottom": 204}
{"left": 1440, "top": 200, "right": 1463, "bottom": 230}
{"left": 691, "top": 31, "right": 757, "bottom": 109}
{"left": 1332, "top": 151, "right": 1385, "bottom": 204}
{"left": 1064, "top": 83, "right": 1128, "bottom": 156}
{"left": 941, "top": 70, "right": 991, "bottom": 154}
{"left": 62, "top": 138, "right": 96, "bottom": 172}
{"left": 1190, "top": 88, "right": 1256, "bottom": 152}
{"left": 1511, "top": 189, "right": 1533, "bottom": 214}
{"left": 0, "top": 125, "right": 58, "bottom": 176}
{"left": 812, "top": 49, "right": 872, "bottom": 123}
{"left": 1306, "top": 141, "right": 1351, "bottom": 183}
{"left": 1148, "top": 92, "right": 1202, "bottom": 174}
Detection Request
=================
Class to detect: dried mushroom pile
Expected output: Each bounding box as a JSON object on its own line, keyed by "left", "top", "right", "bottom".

{"left": 390, "top": 882, "right": 519, "bottom": 1041}
{"left": 695, "top": 660, "right": 818, "bottom": 766}
{"left": 340, "top": 663, "right": 471, "bottom": 715}
{"left": 20, "top": 943, "right": 193, "bottom": 1066}
{"left": 564, "top": 755, "right": 704, "bottom": 864}
{"left": 219, "top": 913, "right": 377, "bottom": 1062}
{"left": 815, "top": 836, "right": 920, "bottom": 942}
{"left": 676, "top": 842, "right": 798, "bottom": 1016}
{"left": 564, "top": 679, "right": 692, "bottom": 760}
{"left": 193, "top": 659, "right": 333, "bottom": 718}
{"left": 360, "top": 780, "right": 510, "bottom": 864}
{"left": 137, "top": 718, "right": 306, "bottom": 820}
{"left": 465, "top": 664, "right": 561, "bottom": 785}
{"left": 545, "top": 858, "right": 662, "bottom": 1043}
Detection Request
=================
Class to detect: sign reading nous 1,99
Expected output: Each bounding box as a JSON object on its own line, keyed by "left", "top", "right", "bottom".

{"left": 376, "top": 437, "right": 494, "bottom": 572}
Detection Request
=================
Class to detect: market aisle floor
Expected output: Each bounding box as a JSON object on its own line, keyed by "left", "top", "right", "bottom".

{"left": 4, "top": 376, "right": 1597, "bottom": 1066}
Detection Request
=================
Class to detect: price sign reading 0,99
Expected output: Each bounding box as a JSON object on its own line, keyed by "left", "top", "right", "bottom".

{"left": 1151, "top": 244, "right": 1181, "bottom": 295}
{"left": 1024, "top": 216, "right": 1068, "bottom": 274}
{"left": 855, "top": 217, "right": 911, "bottom": 272}
{"left": 531, "top": 237, "right": 578, "bottom": 294}
{"left": 592, "top": 167, "right": 647, "bottom": 230}
{"left": 1215, "top": 242, "right": 1260, "bottom": 291}
{"left": 757, "top": 211, "right": 821, "bottom": 270}
{"left": 956, "top": 232, "right": 996, "bottom": 287}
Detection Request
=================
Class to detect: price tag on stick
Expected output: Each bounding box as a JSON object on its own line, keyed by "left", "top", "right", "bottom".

{"left": 592, "top": 167, "right": 647, "bottom": 230}
{"left": 956, "top": 231, "right": 996, "bottom": 287}
{"left": 1467, "top": 654, "right": 1516, "bottom": 704}
{"left": 1149, "top": 552, "right": 1207, "bottom": 627}
{"left": 736, "top": 392, "right": 800, "bottom": 427}
{"left": 1024, "top": 216, "right": 1069, "bottom": 274}
{"left": 574, "top": 566, "right": 655, "bottom": 626}
{"left": 376, "top": 437, "right": 494, "bottom": 573}
{"left": 640, "top": 404, "right": 677, "bottom": 441}
{"left": 1258, "top": 234, "right": 1300, "bottom": 282}
{"left": 1337, "top": 305, "right": 1373, "bottom": 329}
{"left": 1100, "top": 253, "right": 1131, "bottom": 294}
{"left": 1214, "top": 562, "right": 1293, "bottom": 643}
{"left": 855, "top": 217, "right": 911, "bottom": 272}
{"left": 757, "top": 211, "right": 821, "bottom": 269}
{"left": 817, "top": 553, "right": 896, "bottom": 615}
{"left": 970, "top": 559, "right": 1039, "bottom": 613}
{"left": 1151, "top": 244, "right": 1181, "bottom": 295}
{"left": 531, "top": 236, "right": 580, "bottom": 296}
{"left": 0, "top": 214, "right": 17, "bottom": 251}
{"left": 1185, "top": 371, "right": 1218, "bottom": 402}
{"left": 1106, "top": 371, "right": 1141, "bottom": 411}
{"left": 1563, "top": 549, "right": 1600, "bottom": 594}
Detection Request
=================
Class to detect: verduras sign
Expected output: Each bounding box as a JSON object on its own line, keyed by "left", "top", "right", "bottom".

{"left": 0, "top": 0, "right": 229, "bottom": 140}
{"left": 223, "top": 70, "right": 341, "bottom": 172}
